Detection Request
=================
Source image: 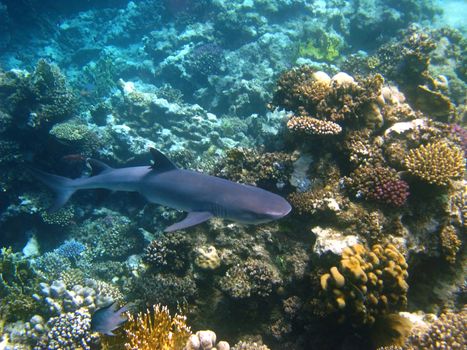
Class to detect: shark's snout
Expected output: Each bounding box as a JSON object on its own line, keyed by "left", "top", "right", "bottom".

{"left": 264, "top": 198, "right": 292, "bottom": 219}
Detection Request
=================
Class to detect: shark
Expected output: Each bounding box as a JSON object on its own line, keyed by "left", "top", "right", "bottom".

{"left": 32, "top": 149, "right": 292, "bottom": 232}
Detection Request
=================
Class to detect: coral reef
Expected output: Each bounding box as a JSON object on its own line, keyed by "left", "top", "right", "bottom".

{"left": 320, "top": 244, "right": 409, "bottom": 326}
{"left": 272, "top": 67, "right": 385, "bottom": 131}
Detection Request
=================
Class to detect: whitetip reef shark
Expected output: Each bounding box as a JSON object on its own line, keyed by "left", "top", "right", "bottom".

{"left": 32, "top": 149, "right": 292, "bottom": 232}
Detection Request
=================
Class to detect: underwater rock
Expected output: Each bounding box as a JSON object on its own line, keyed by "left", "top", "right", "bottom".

{"left": 312, "top": 226, "right": 360, "bottom": 257}
{"left": 22, "top": 234, "right": 40, "bottom": 257}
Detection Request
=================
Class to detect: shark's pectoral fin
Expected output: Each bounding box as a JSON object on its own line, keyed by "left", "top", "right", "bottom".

{"left": 164, "top": 211, "right": 213, "bottom": 232}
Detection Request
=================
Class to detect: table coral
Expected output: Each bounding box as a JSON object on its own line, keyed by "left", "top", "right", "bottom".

{"left": 404, "top": 141, "right": 465, "bottom": 186}
{"left": 320, "top": 244, "right": 409, "bottom": 326}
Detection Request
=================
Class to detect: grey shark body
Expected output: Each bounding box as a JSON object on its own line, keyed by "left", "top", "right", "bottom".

{"left": 33, "top": 149, "right": 292, "bottom": 232}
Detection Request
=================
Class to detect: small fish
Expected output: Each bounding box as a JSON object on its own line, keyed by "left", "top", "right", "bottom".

{"left": 91, "top": 302, "right": 128, "bottom": 336}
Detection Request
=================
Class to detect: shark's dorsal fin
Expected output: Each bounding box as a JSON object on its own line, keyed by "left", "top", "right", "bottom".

{"left": 88, "top": 159, "right": 114, "bottom": 175}
{"left": 149, "top": 148, "right": 178, "bottom": 172}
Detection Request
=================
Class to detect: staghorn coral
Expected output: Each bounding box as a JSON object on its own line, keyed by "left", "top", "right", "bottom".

{"left": 405, "top": 307, "right": 467, "bottom": 349}
{"left": 123, "top": 304, "right": 191, "bottom": 350}
{"left": 345, "top": 166, "right": 409, "bottom": 207}
{"left": 404, "top": 141, "right": 465, "bottom": 186}
{"left": 320, "top": 244, "right": 409, "bottom": 326}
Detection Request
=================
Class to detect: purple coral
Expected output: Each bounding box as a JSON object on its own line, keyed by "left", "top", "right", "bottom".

{"left": 347, "top": 166, "right": 409, "bottom": 207}
{"left": 371, "top": 178, "right": 410, "bottom": 207}
{"left": 450, "top": 124, "right": 467, "bottom": 158}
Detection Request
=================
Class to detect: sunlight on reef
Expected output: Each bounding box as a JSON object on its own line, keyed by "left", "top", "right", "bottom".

{"left": 0, "top": 0, "right": 465, "bottom": 349}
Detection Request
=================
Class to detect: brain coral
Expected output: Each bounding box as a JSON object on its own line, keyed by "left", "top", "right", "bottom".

{"left": 320, "top": 244, "right": 409, "bottom": 326}
{"left": 404, "top": 141, "right": 465, "bottom": 186}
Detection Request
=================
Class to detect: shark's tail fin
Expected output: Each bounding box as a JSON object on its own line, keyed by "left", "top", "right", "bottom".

{"left": 29, "top": 168, "right": 76, "bottom": 212}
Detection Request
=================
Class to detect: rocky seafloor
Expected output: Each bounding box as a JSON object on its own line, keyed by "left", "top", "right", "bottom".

{"left": 0, "top": 1, "right": 466, "bottom": 349}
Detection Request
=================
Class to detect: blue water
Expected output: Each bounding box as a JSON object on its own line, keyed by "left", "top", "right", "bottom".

{"left": 0, "top": 1, "right": 465, "bottom": 349}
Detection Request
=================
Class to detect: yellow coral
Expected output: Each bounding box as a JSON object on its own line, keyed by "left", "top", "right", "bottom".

{"left": 124, "top": 304, "right": 191, "bottom": 350}
{"left": 404, "top": 141, "right": 465, "bottom": 186}
{"left": 194, "top": 246, "right": 221, "bottom": 270}
{"left": 319, "top": 243, "right": 409, "bottom": 326}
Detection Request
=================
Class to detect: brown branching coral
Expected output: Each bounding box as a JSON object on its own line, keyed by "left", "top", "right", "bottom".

{"left": 124, "top": 304, "right": 191, "bottom": 350}
{"left": 287, "top": 115, "right": 342, "bottom": 135}
{"left": 343, "top": 129, "right": 385, "bottom": 167}
{"left": 404, "top": 141, "right": 465, "bottom": 186}
{"left": 320, "top": 244, "right": 409, "bottom": 326}
{"left": 439, "top": 224, "right": 462, "bottom": 264}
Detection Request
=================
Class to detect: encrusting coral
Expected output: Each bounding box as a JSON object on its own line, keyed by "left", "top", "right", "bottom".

{"left": 320, "top": 244, "right": 409, "bottom": 326}
{"left": 404, "top": 141, "right": 465, "bottom": 186}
